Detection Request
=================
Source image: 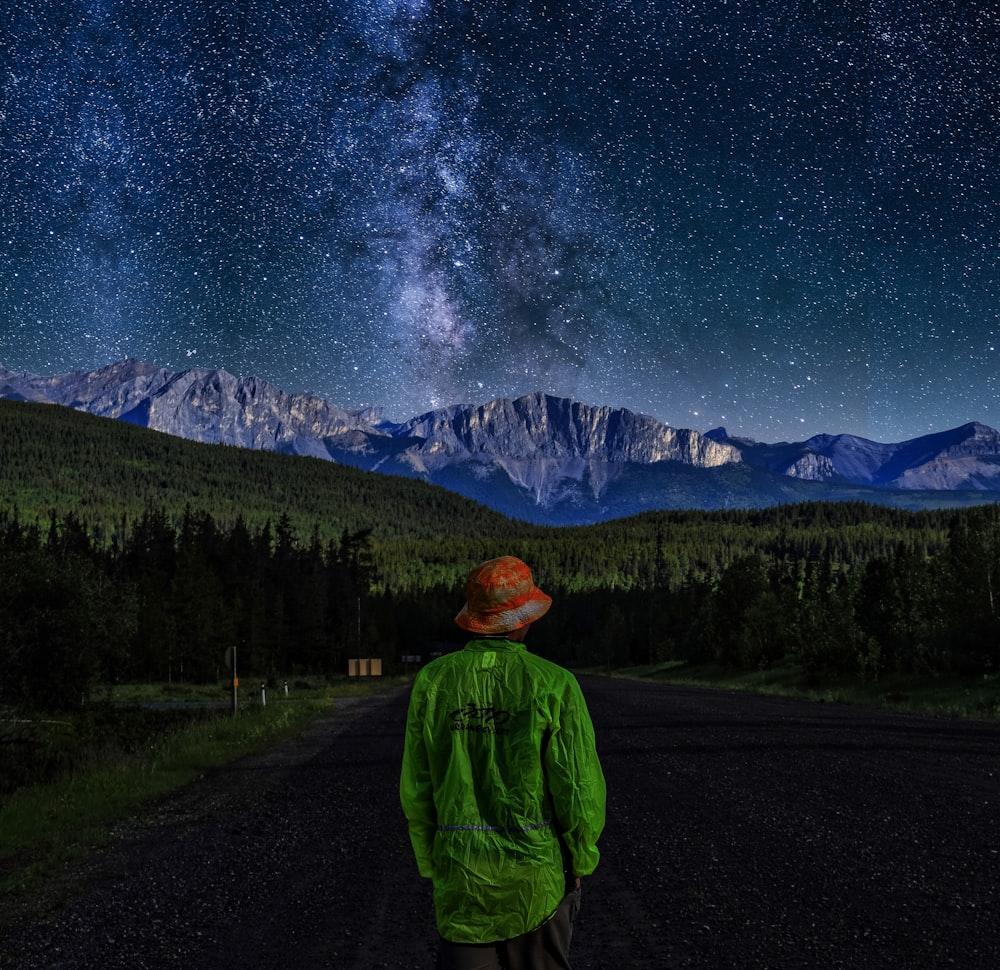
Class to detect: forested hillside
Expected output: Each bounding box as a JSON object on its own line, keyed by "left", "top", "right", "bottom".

{"left": 0, "top": 400, "right": 520, "bottom": 548}
{"left": 2, "top": 399, "right": 1000, "bottom": 713}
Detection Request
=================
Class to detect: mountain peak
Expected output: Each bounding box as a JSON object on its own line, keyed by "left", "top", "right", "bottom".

{"left": 399, "top": 392, "right": 740, "bottom": 466}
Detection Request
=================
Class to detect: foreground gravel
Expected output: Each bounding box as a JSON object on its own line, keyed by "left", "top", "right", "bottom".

{"left": 2, "top": 679, "right": 998, "bottom": 969}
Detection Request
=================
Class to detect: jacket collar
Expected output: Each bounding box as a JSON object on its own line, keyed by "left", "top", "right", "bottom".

{"left": 465, "top": 636, "right": 526, "bottom": 653}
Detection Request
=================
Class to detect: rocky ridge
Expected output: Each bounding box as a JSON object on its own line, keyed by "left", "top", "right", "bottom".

{"left": 709, "top": 422, "right": 1000, "bottom": 491}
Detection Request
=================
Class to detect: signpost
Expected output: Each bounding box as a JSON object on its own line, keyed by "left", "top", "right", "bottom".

{"left": 224, "top": 645, "right": 238, "bottom": 714}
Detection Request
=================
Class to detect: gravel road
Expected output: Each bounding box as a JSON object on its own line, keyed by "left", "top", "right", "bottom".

{"left": 2, "top": 678, "right": 998, "bottom": 969}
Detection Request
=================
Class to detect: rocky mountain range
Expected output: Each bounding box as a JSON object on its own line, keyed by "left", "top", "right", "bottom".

{"left": 706, "top": 422, "right": 1000, "bottom": 492}
{"left": 2, "top": 360, "right": 998, "bottom": 524}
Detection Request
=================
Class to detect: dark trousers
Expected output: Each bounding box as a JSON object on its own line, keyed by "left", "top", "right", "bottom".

{"left": 436, "top": 886, "right": 582, "bottom": 970}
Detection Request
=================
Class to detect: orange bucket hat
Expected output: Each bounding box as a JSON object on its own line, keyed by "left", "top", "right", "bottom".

{"left": 455, "top": 556, "right": 552, "bottom": 634}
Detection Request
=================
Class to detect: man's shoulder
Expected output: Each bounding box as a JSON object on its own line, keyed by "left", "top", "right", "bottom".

{"left": 413, "top": 648, "right": 469, "bottom": 683}
{"left": 521, "top": 651, "right": 581, "bottom": 688}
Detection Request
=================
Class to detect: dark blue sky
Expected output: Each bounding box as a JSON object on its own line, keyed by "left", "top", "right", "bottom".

{"left": 1, "top": 0, "right": 997, "bottom": 441}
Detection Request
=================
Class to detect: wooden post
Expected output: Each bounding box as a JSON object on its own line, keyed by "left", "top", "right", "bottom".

{"left": 225, "top": 644, "right": 239, "bottom": 715}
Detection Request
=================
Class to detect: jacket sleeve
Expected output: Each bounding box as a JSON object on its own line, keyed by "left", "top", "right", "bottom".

{"left": 399, "top": 680, "right": 437, "bottom": 879}
{"left": 544, "top": 676, "right": 607, "bottom": 878}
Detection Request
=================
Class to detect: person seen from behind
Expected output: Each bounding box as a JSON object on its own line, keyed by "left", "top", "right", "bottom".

{"left": 400, "top": 556, "right": 607, "bottom": 970}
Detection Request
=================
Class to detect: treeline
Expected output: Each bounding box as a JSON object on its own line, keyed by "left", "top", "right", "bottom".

{"left": 2, "top": 499, "right": 999, "bottom": 712}
{"left": 554, "top": 504, "right": 1000, "bottom": 680}
{"left": 0, "top": 506, "right": 393, "bottom": 711}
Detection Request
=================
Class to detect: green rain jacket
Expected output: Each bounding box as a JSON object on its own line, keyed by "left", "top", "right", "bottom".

{"left": 400, "top": 637, "right": 606, "bottom": 945}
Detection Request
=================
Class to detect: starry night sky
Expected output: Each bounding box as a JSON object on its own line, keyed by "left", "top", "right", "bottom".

{"left": 1, "top": 0, "right": 997, "bottom": 441}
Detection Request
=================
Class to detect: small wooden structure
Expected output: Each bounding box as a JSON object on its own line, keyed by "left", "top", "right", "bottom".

{"left": 348, "top": 658, "right": 383, "bottom": 677}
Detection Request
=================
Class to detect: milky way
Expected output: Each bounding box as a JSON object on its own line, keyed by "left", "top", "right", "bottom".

{"left": 0, "top": 0, "right": 997, "bottom": 440}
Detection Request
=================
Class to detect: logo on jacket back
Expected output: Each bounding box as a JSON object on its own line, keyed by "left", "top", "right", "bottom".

{"left": 449, "top": 702, "right": 511, "bottom": 735}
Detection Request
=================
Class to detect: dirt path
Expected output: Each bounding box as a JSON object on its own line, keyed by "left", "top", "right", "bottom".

{"left": 2, "top": 680, "right": 998, "bottom": 969}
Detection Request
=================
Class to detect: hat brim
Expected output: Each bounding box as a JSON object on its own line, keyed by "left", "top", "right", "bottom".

{"left": 454, "top": 588, "right": 552, "bottom": 634}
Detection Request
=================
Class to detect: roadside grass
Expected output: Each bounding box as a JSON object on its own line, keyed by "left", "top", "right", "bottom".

{"left": 604, "top": 661, "right": 1000, "bottom": 721}
{"left": 0, "top": 676, "right": 408, "bottom": 902}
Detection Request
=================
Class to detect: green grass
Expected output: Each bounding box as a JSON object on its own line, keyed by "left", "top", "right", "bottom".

{"left": 603, "top": 661, "right": 1000, "bottom": 721}
{"left": 0, "top": 676, "right": 408, "bottom": 904}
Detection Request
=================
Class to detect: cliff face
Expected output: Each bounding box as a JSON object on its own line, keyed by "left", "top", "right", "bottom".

{"left": 781, "top": 452, "right": 840, "bottom": 481}
{"left": 400, "top": 393, "right": 740, "bottom": 466}
{"left": 0, "top": 361, "right": 375, "bottom": 451}
{"left": 123, "top": 368, "right": 372, "bottom": 451}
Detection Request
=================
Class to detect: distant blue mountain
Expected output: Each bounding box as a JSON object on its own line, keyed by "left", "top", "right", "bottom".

{"left": 706, "top": 423, "right": 1000, "bottom": 491}
{"left": 2, "top": 360, "right": 997, "bottom": 524}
